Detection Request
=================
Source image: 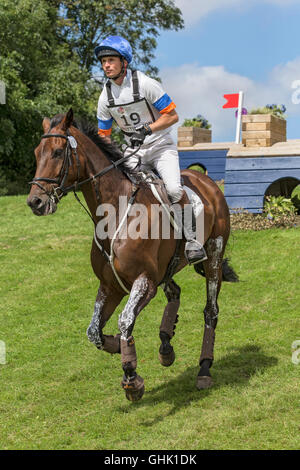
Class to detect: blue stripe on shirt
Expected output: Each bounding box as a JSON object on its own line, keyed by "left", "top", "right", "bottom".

{"left": 98, "top": 117, "right": 113, "bottom": 130}
{"left": 153, "top": 93, "right": 172, "bottom": 112}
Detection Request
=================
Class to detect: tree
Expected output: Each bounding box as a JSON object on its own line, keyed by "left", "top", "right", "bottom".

{"left": 0, "top": 0, "right": 62, "bottom": 194}
{"left": 0, "top": 0, "right": 183, "bottom": 194}
{"left": 56, "top": 0, "right": 183, "bottom": 75}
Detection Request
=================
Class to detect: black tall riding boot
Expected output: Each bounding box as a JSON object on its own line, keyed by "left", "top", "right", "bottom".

{"left": 172, "top": 202, "right": 207, "bottom": 265}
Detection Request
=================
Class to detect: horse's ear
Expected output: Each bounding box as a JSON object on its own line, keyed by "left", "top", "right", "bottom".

{"left": 62, "top": 108, "right": 74, "bottom": 130}
{"left": 42, "top": 117, "right": 51, "bottom": 134}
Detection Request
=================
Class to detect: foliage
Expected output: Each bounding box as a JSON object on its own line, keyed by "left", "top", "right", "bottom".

{"left": 264, "top": 195, "right": 297, "bottom": 221}
{"left": 0, "top": 0, "right": 183, "bottom": 194}
{"left": 182, "top": 114, "right": 211, "bottom": 129}
{"left": 57, "top": 0, "right": 183, "bottom": 77}
{"left": 291, "top": 184, "right": 300, "bottom": 213}
{"left": 0, "top": 169, "right": 8, "bottom": 196}
{"left": 249, "top": 104, "right": 286, "bottom": 120}
{"left": 187, "top": 164, "right": 206, "bottom": 174}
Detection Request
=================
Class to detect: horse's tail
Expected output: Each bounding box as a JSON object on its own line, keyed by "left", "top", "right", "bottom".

{"left": 194, "top": 258, "right": 239, "bottom": 282}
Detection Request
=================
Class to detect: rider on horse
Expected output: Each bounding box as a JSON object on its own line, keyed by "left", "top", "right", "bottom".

{"left": 95, "top": 35, "right": 207, "bottom": 265}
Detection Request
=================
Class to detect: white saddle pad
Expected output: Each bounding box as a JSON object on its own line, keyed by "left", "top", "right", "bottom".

{"left": 149, "top": 181, "right": 205, "bottom": 244}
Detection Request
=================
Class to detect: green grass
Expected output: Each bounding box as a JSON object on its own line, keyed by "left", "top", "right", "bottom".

{"left": 0, "top": 194, "right": 299, "bottom": 450}
{"left": 187, "top": 164, "right": 206, "bottom": 174}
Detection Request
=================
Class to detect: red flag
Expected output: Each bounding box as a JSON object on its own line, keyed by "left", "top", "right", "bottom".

{"left": 223, "top": 93, "right": 239, "bottom": 109}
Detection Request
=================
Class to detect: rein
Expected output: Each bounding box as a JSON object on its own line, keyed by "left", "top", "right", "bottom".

{"left": 29, "top": 130, "right": 141, "bottom": 203}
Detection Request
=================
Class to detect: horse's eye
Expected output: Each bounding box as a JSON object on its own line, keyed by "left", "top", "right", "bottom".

{"left": 53, "top": 148, "right": 64, "bottom": 159}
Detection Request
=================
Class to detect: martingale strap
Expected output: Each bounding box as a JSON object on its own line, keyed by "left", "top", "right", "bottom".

{"left": 94, "top": 186, "right": 139, "bottom": 294}
{"left": 30, "top": 127, "right": 142, "bottom": 295}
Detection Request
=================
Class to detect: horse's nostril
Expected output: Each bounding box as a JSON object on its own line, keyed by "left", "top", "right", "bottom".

{"left": 27, "top": 196, "right": 43, "bottom": 209}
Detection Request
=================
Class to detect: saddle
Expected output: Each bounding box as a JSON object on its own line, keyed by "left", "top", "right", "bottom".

{"left": 101, "top": 168, "right": 205, "bottom": 293}
{"left": 126, "top": 168, "right": 204, "bottom": 239}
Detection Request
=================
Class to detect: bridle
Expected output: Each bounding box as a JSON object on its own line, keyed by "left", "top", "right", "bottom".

{"left": 29, "top": 130, "right": 81, "bottom": 203}
{"left": 29, "top": 130, "right": 141, "bottom": 204}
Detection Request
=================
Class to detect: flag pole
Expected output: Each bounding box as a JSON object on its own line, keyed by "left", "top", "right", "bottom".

{"left": 235, "top": 91, "right": 244, "bottom": 144}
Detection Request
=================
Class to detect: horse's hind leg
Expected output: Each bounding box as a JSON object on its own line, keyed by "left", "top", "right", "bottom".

{"left": 87, "top": 284, "right": 124, "bottom": 353}
{"left": 118, "top": 273, "right": 157, "bottom": 401}
{"left": 159, "top": 279, "right": 180, "bottom": 367}
{"left": 197, "top": 236, "right": 224, "bottom": 390}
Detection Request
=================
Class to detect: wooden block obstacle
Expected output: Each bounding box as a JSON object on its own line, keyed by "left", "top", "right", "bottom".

{"left": 242, "top": 114, "right": 286, "bottom": 148}
{"left": 178, "top": 127, "right": 212, "bottom": 147}
{"left": 224, "top": 155, "right": 300, "bottom": 213}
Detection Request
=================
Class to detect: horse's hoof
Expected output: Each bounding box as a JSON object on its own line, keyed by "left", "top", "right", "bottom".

{"left": 125, "top": 385, "right": 145, "bottom": 402}
{"left": 196, "top": 375, "right": 213, "bottom": 390}
{"left": 159, "top": 349, "right": 175, "bottom": 367}
{"left": 121, "top": 374, "right": 145, "bottom": 402}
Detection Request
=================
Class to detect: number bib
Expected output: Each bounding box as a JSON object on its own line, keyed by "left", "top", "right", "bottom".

{"left": 107, "top": 98, "right": 156, "bottom": 134}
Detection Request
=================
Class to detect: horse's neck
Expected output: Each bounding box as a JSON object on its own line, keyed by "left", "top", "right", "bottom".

{"left": 77, "top": 133, "right": 131, "bottom": 220}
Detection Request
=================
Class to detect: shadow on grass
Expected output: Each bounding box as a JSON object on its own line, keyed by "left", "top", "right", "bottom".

{"left": 120, "top": 344, "right": 278, "bottom": 426}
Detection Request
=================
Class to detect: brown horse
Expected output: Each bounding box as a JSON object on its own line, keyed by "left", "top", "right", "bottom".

{"left": 27, "top": 109, "right": 238, "bottom": 401}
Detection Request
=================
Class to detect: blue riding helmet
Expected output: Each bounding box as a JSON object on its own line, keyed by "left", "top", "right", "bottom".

{"left": 94, "top": 36, "right": 132, "bottom": 64}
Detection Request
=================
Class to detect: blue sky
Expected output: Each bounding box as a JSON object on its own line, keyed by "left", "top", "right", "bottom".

{"left": 152, "top": 0, "right": 300, "bottom": 142}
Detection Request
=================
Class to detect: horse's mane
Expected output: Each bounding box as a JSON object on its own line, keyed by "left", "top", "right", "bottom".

{"left": 49, "top": 114, "right": 130, "bottom": 174}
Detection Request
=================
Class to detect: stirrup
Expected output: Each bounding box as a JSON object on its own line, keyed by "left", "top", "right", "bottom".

{"left": 184, "top": 240, "right": 208, "bottom": 265}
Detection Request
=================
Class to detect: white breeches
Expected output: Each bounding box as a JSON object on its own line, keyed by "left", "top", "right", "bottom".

{"left": 123, "top": 134, "right": 183, "bottom": 203}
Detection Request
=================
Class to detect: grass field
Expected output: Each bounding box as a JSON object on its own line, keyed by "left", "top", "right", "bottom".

{"left": 0, "top": 194, "right": 299, "bottom": 450}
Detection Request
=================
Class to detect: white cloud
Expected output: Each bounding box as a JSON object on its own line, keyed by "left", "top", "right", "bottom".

{"left": 174, "top": 0, "right": 300, "bottom": 26}
{"left": 160, "top": 58, "right": 300, "bottom": 141}
{"left": 174, "top": 0, "right": 243, "bottom": 26}
{"left": 166, "top": 1, "right": 300, "bottom": 140}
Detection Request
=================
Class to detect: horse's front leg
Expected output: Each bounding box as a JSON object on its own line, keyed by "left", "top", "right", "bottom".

{"left": 197, "top": 236, "right": 224, "bottom": 390}
{"left": 118, "top": 273, "right": 157, "bottom": 401}
{"left": 87, "top": 284, "right": 124, "bottom": 353}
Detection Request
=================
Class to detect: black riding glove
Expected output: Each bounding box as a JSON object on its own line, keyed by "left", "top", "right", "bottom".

{"left": 129, "top": 124, "right": 152, "bottom": 148}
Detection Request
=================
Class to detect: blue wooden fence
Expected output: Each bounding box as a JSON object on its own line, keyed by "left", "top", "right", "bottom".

{"left": 179, "top": 146, "right": 300, "bottom": 213}
{"left": 224, "top": 156, "right": 300, "bottom": 213}
{"left": 179, "top": 150, "right": 227, "bottom": 181}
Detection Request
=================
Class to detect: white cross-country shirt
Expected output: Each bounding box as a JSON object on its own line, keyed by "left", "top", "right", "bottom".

{"left": 97, "top": 69, "right": 176, "bottom": 146}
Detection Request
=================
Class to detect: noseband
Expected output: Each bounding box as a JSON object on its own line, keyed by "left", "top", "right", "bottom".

{"left": 29, "top": 130, "right": 80, "bottom": 203}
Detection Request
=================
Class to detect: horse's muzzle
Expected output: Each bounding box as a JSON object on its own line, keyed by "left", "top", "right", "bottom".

{"left": 27, "top": 194, "right": 57, "bottom": 216}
